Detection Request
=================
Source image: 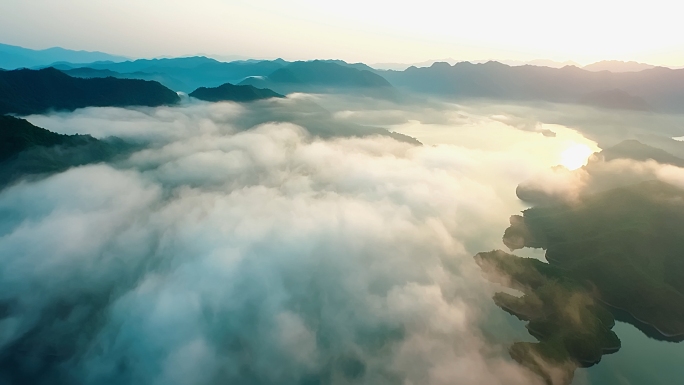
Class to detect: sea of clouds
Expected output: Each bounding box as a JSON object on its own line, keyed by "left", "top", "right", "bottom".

{"left": 0, "top": 95, "right": 631, "bottom": 385}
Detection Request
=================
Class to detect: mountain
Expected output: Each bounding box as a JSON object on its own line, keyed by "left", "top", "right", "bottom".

{"left": 0, "top": 114, "right": 71, "bottom": 162}
{"left": 60, "top": 67, "right": 191, "bottom": 93}
{"left": 371, "top": 58, "right": 580, "bottom": 71}
{"left": 597, "top": 139, "right": 684, "bottom": 167}
{"left": 316, "top": 59, "right": 378, "bottom": 73}
{"left": 189, "top": 83, "right": 284, "bottom": 102}
{"left": 505, "top": 180, "right": 684, "bottom": 340}
{"left": 0, "top": 67, "right": 180, "bottom": 115}
{"left": 520, "top": 59, "right": 581, "bottom": 68}
{"left": 53, "top": 57, "right": 289, "bottom": 92}
{"left": 0, "top": 115, "right": 129, "bottom": 186}
{"left": 239, "top": 60, "right": 394, "bottom": 96}
{"left": 577, "top": 89, "right": 651, "bottom": 111}
{"left": 583, "top": 60, "right": 656, "bottom": 73}
{"left": 478, "top": 179, "right": 684, "bottom": 384}
{"left": 381, "top": 61, "right": 684, "bottom": 112}
{"left": 0, "top": 43, "right": 127, "bottom": 70}
{"left": 476, "top": 249, "right": 619, "bottom": 385}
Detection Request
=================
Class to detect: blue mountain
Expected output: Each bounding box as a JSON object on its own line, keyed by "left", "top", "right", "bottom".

{"left": 0, "top": 43, "right": 128, "bottom": 70}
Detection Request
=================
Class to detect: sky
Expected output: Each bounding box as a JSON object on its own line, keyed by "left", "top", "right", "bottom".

{"left": 1, "top": 0, "right": 683, "bottom": 67}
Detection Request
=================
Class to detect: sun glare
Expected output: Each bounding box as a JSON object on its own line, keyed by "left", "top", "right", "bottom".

{"left": 560, "top": 144, "right": 593, "bottom": 170}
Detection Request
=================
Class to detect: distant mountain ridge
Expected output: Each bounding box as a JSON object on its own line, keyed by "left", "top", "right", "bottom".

{"left": 0, "top": 43, "right": 128, "bottom": 70}
{"left": 583, "top": 60, "right": 656, "bottom": 73}
{"left": 59, "top": 67, "right": 191, "bottom": 93}
{"left": 372, "top": 58, "right": 582, "bottom": 71}
{"left": 0, "top": 67, "right": 180, "bottom": 115}
{"left": 55, "top": 56, "right": 392, "bottom": 95}
{"left": 381, "top": 61, "right": 684, "bottom": 112}
{"left": 240, "top": 60, "right": 394, "bottom": 97}
{"left": 4, "top": 41, "right": 684, "bottom": 112}
{"left": 54, "top": 57, "right": 288, "bottom": 92}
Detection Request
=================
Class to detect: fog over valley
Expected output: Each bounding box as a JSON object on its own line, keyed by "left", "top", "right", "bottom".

{"left": 2, "top": 2, "right": 684, "bottom": 383}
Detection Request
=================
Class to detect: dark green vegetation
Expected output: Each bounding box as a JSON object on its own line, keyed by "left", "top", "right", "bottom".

{"left": 0, "top": 67, "right": 180, "bottom": 115}
{"left": 0, "top": 115, "right": 128, "bottom": 187}
{"left": 189, "top": 83, "right": 283, "bottom": 102}
{"left": 382, "top": 61, "right": 684, "bottom": 112}
{"left": 480, "top": 179, "right": 684, "bottom": 384}
{"left": 0, "top": 115, "right": 69, "bottom": 162}
{"left": 476, "top": 250, "right": 620, "bottom": 385}
{"left": 506, "top": 180, "right": 684, "bottom": 338}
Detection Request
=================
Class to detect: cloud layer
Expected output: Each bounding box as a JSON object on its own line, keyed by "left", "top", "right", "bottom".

{"left": 0, "top": 97, "right": 606, "bottom": 385}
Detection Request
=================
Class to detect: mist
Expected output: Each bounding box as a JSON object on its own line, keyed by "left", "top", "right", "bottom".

{"left": 1, "top": 95, "right": 642, "bottom": 385}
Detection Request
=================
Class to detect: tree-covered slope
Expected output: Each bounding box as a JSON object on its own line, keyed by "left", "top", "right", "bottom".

{"left": 0, "top": 115, "right": 130, "bottom": 187}
{"left": 0, "top": 67, "right": 180, "bottom": 115}
{"left": 477, "top": 179, "right": 684, "bottom": 384}
{"left": 189, "top": 83, "right": 283, "bottom": 102}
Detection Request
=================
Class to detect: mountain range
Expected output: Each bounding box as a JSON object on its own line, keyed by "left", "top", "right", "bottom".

{"left": 3, "top": 43, "right": 684, "bottom": 113}
{"left": 381, "top": 61, "right": 684, "bottom": 112}
{"left": 53, "top": 57, "right": 288, "bottom": 93}
{"left": 0, "top": 43, "right": 127, "bottom": 70}
{"left": 583, "top": 60, "right": 656, "bottom": 73}
{"left": 239, "top": 60, "right": 393, "bottom": 96}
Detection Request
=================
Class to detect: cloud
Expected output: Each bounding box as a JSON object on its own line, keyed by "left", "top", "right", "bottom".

{"left": 0, "top": 99, "right": 570, "bottom": 384}
{"left": 517, "top": 156, "right": 684, "bottom": 205}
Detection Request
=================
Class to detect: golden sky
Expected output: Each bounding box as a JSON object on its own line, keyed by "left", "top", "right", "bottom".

{"left": 1, "top": 0, "right": 681, "bottom": 66}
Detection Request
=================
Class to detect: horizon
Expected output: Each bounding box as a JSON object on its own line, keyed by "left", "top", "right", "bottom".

{"left": 1, "top": 41, "right": 677, "bottom": 71}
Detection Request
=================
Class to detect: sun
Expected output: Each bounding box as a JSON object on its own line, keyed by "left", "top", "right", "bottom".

{"left": 560, "top": 144, "right": 594, "bottom": 170}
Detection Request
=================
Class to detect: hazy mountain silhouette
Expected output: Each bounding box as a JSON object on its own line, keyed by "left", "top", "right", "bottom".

{"left": 53, "top": 57, "right": 289, "bottom": 92}
{"left": 0, "top": 43, "right": 127, "bottom": 70}
{"left": 598, "top": 139, "right": 684, "bottom": 167}
{"left": 0, "top": 115, "right": 130, "bottom": 187}
{"left": 0, "top": 67, "right": 180, "bottom": 115}
{"left": 583, "top": 60, "right": 656, "bottom": 73}
{"left": 372, "top": 58, "right": 580, "bottom": 71}
{"left": 381, "top": 61, "right": 684, "bottom": 112}
{"left": 189, "top": 83, "right": 284, "bottom": 102}
{"left": 240, "top": 60, "right": 394, "bottom": 97}
{"left": 577, "top": 89, "right": 651, "bottom": 111}
{"left": 316, "top": 59, "right": 379, "bottom": 73}
{"left": 60, "top": 67, "right": 191, "bottom": 93}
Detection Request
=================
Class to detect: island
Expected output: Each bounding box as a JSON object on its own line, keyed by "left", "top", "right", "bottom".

{"left": 477, "top": 179, "right": 684, "bottom": 384}
{"left": 189, "top": 82, "right": 284, "bottom": 102}
{"left": 476, "top": 250, "right": 621, "bottom": 385}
